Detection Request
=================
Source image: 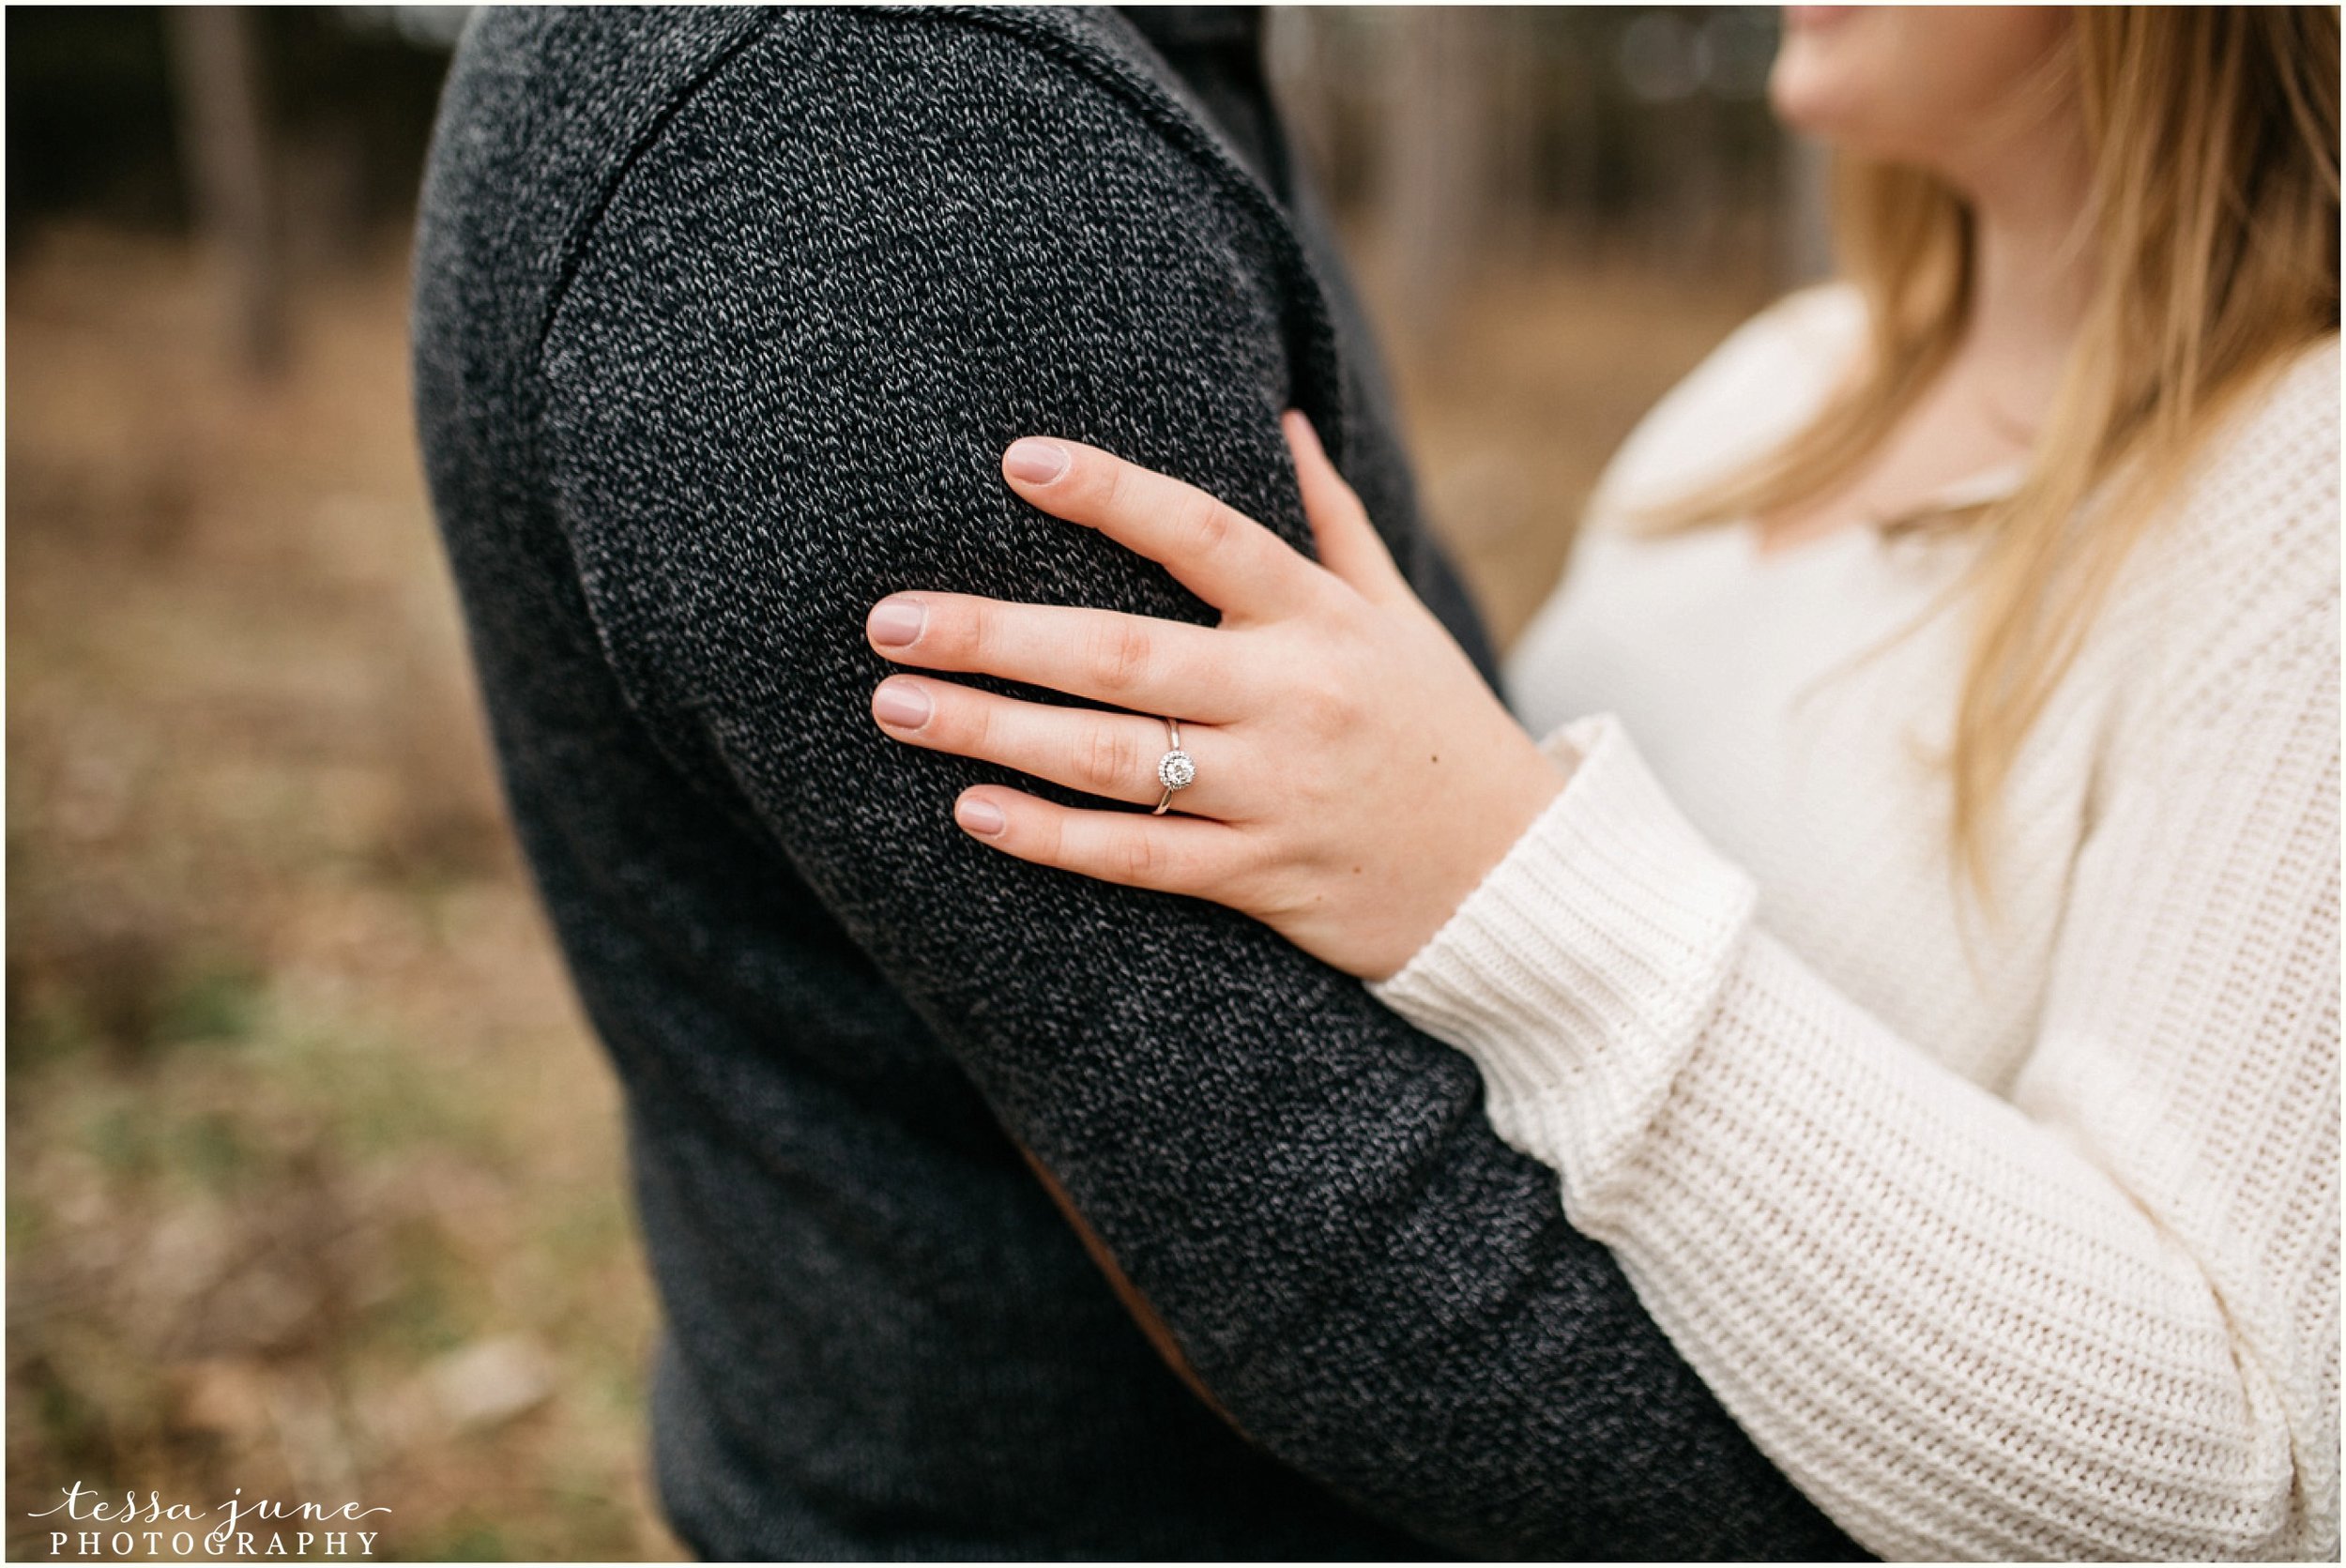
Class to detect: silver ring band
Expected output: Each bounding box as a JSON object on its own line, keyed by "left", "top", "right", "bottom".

{"left": 1153, "top": 718, "right": 1196, "bottom": 815}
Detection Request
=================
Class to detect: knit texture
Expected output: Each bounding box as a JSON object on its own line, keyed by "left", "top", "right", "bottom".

{"left": 1378, "top": 286, "right": 2341, "bottom": 1560}
{"left": 410, "top": 8, "right": 1857, "bottom": 1560}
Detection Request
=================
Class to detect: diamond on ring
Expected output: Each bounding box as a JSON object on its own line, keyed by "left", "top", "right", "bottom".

{"left": 1153, "top": 716, "right": 1194, "bottom": 815}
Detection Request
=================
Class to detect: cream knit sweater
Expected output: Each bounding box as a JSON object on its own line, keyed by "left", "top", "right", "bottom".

{"left": 1374, "top": 286, "right": 2341, "bottom": 1560}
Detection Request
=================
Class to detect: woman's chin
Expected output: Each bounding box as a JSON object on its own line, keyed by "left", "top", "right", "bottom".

{"left": 1768, "top": 56, "right": 1909, "bottom": 161}
{"left": 1782, "top": 6, "right": 1861, "bottom": 33}
{"left": 1767, "top": 66, "right": 1852, "bottom": 146}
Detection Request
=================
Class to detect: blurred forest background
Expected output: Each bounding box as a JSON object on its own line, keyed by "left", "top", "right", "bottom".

{"left": 8, "top": 8, "right": 1823, "bottom": 1560}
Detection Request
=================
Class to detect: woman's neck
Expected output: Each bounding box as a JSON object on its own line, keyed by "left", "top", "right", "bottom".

{"left": 1951, "top": 126, "right": 2095, "bottom": 423}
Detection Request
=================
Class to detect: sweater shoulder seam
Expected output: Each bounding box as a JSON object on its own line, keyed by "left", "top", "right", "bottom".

{"left": 527, "top": 7, "right": 1318, "bottom": 370}
{"left": 526, "top": 10, "right": 780, "bottom": 360}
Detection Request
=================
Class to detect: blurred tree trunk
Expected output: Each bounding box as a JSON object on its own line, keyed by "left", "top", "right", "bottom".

{"left": 1779, "top": 130, "right": 1836, "bottom": 288}
{"left": 168, "top": 7, "right": 284, "bottom": 374}
{"left": 1378, "top": 8, "right": 1501, "bottom": 350}
{"left": 1478, "top": 11, "right": 1533, "bottom": 277}
{"left": 1546, "top": 33, "right": 1604, "bottom": 268}
{"left": 1658, "top": 79, "right": 1725, "bottom": 278}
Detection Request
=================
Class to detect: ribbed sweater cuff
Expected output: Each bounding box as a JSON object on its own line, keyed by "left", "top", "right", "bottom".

{"left": 1371, "top": 712, "right": 1757, "bottom": 1199}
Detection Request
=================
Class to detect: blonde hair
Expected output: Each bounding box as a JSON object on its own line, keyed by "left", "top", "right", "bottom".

{"left": 1655, "top": 8, "right": 2339, "bottom": 895}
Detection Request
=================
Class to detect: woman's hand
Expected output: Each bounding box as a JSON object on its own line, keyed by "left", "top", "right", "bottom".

{"left": 865, "top": 413, "right": 1567, "bottom": 982}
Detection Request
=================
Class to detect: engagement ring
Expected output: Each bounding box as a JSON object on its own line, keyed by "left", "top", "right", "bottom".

{"left": 1154, "top": 718, "right": 1196, "bottom": 814}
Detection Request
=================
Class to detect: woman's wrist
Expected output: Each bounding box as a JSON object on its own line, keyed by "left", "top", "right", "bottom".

{"left": 1359, "top": 726, "right": 1574, "bottom": 983}
{"left": 1371, "top": 713, "right": 1759, "bottom": 1181}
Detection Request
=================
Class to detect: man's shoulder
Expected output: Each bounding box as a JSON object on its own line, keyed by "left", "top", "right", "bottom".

{"left": 421, "top": 6, "right": 1280, "bottom": 355}
{"left": 435, "top": 5, "right": 1255, "bottom": 229}
{"left": 445, "top": 7, "right": 1155, "bottom": 123}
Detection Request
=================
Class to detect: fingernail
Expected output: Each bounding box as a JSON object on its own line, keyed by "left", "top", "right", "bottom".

{"left": 868, "top": 597, "right": 926, "bottom": 647}
{"left": 873, "top": 679, "right": 932, "bottom": 730}
{"left": 956, "top": 797, "right": 1006, "bottom": 837}
{"left": 1004, "top": 438, "right": 1070, "bottom": 485}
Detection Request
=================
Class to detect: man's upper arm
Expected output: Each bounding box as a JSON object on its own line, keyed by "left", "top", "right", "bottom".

{"left": 538, "top": 14, "right": 1855, "bottom": 1559}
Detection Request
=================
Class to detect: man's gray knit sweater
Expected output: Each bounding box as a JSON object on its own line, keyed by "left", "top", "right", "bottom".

{"left": 411, "top": 7, "right": 1859, "bottom": 1560}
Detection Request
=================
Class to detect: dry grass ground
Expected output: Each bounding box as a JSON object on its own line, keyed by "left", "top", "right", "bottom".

{"left": 6, "top": 222, "right": 1767, "bottom": 1560}
{"left": 8, "top": 227, "right": 679, "bottom": 1561}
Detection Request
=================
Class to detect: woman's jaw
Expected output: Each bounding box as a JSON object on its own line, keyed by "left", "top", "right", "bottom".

{"left": 1769, "top": 6, "right": 2074, "bottom": 194}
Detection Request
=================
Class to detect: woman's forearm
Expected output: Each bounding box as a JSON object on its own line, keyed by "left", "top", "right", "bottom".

{"left": 1378, "top": 711, "right": 2338, "bottom": 1560}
